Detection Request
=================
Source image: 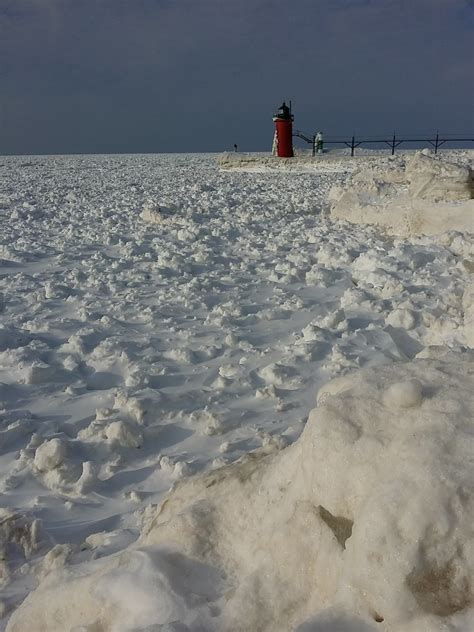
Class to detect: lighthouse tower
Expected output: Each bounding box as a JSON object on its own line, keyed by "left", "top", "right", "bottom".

{"left": 272, "top": 102, "right": 294, "bottom": 158}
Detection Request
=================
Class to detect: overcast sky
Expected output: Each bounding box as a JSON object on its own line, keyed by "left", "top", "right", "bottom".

{"left": 0, "top": 0, "right": 473, "bottom": 155}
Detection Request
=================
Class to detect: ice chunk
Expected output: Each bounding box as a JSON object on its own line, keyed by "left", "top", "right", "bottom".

{"left": 105, "top": 421, "right": 143, "bottom": 448}
{"left": 34, "top": 438, "right": 67, "bottom": 472}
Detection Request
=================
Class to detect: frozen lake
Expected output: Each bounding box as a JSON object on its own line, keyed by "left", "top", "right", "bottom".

{"left": 0, "top": 153, "right": 472, "bottom": 631}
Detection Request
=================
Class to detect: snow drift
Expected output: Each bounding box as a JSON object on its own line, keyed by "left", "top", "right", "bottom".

{"left": 330, "top": 150, "right": 473, "bottom": 236}
{"left": 7, "top": 350, "right": 474, "bottom": 632}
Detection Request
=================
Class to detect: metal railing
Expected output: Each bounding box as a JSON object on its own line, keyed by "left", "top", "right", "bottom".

{"left": 294, "top": 131, "right": 474, "bottom": 157}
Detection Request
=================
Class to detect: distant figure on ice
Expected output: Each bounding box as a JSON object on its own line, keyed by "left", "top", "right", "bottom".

{"left": 234, "top": 144, "right": 238, "bottom": 152}
{"left": 316, "top": 131, "right": 324, "bottom": 154}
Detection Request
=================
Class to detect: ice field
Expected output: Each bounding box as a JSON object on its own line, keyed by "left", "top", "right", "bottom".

{"left": 0, "top": 152, "right": 473, "bottom": 631}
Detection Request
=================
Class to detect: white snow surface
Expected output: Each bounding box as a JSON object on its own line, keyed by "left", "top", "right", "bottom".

{"left": 0, "top": 152, "right": 473, "bottom": 630}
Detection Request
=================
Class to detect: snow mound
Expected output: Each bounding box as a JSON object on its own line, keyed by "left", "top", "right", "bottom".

{"left": 8, "top": 351, "right": 474, "bottom": 632}
{"left": 330, "top": 151, "right": 473, "bottom": 236}
{"left": 406, "top": 151, "right": 472, "bottom": 201}
{"left": 140, "top": 201, "right": 175, "bottom": 224}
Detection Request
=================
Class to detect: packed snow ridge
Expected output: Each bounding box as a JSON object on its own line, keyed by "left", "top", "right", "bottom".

{"left": 329, "top": 149, "right": 473, "bottom": 236}
{"left": 0, "top": 151, "right": 473, "bottom": 631}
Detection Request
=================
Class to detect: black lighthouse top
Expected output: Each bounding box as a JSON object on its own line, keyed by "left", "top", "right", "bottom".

{"left": 273, "top": 102, "right": 294, "bottom": 121}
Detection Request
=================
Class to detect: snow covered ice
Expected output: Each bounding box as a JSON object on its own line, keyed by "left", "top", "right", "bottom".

{"left": 0, "top": 151, "right": 473, "bottom": 631}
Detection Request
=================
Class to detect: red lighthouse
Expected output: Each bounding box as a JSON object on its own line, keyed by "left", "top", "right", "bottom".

{"left": 273, "top": 101, "right": 294, "bottom": 157}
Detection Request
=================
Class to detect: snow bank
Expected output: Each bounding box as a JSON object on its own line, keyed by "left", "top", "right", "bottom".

{"left": 330, "top": 151, "right": 473, "bottom": 236}
{"left": 8, "top": 351, "right": 474, "bottom": 632}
